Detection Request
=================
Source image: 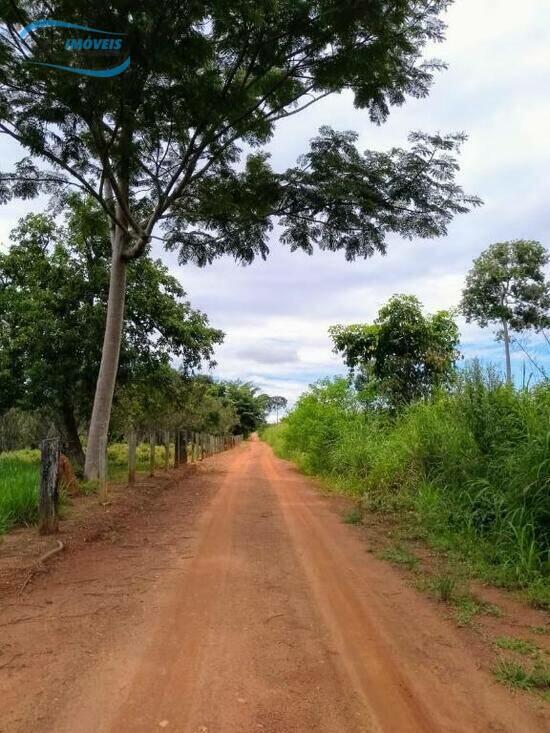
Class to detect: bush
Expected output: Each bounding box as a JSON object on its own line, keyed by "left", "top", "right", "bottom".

{"left": 263, "top": 369, "right": 550, "bottom": 589}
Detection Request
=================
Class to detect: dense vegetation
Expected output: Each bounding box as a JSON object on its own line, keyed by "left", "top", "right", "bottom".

{"left": 264, "top": 365, "right": 550, "bottom": 604}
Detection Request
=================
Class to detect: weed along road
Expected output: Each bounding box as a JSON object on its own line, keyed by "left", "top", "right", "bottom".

{"left": 1, "top": 439, "right": 547, "bottom": 733}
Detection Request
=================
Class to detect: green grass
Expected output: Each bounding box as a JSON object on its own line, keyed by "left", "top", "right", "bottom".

{"left": 79, "top": 479, "right": 100, "bottom": 496}
{"left": 342, "top": 507, "right": 363, "bottom": 525}
{"left": 431, "top": 573, "right": 458, "bottom": 603}
{"left": 453, "top": 594, "right": 501, "bottom": 626}
{"left": 493, "top": 658, "right": 550, "bottom": 693}
{"left": 378, "top": 544, "right": 419, "bottom": 570}
{"left": 0, "top": 450, "right": 40, "bottom": 532}
{"left": 526, "top": 580, "right": 550, "bottom": 611}
{"left": 494, "top": 637, "right": 539, "bottom": 656}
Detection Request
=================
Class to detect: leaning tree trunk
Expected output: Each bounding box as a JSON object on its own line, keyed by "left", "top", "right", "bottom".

{"left": 502, "top": 319, "right": 512, "bottom": 385}
{"left": 84, "top": 228, "right": 128, "bottom": 479}
{"left": 61, "top": 398, "right": 85, "bottom": 473}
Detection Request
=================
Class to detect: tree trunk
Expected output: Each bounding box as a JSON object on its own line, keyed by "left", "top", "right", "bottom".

{"left": 84, "top": 229, "right": 128, "bottom": 479}
{"left": 61, "top": 399, "right": 85, "bottom": 474}
{"left": 502, "top": 319, "right": 512, "bottom": 385}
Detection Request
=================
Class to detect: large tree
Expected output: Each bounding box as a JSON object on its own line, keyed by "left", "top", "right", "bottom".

{"left": 0, "top": 0, "right": 481, "bottom": 477}
{"left": 0, "top": 198, "right": 223, "bottom": 469}
{"left": 330, "top": 294, "right": 459, "bottom": 408}
{"left": 461, "top": 240, "right": 550, "bottom": 384}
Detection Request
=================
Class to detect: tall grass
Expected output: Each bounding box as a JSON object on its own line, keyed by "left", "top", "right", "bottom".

{"left": 0, "top": 450, "right": 40, "bottom": 532}
{"left": 263, "top": 366, "right": 550, "bottom": 593}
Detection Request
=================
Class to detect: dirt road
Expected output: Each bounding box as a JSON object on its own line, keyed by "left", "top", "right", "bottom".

{"left": 1, "top": 438, "right": 547, "bottom": 732}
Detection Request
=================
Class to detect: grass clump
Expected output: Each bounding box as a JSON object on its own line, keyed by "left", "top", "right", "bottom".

{"left": 342, "top": 507, "right": 362, "bottom": 525}
{"left": 493, "top": 659, "right": 550, "bottom": 693}
{"left": 378, "top": 544, "right": 419, "bottom": 570}
{"left": 431, "top": 573, "right": 458, "bottom": 603}
{"left": 494, "top": 637, "right": 538, "bottom": 656}
{"left": 452, "top": 595, "right": 501, "bottom": 626}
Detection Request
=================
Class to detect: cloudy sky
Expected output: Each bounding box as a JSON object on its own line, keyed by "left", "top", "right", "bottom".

{"left": 2, "top": 0, "right": 550, "bottom": 410}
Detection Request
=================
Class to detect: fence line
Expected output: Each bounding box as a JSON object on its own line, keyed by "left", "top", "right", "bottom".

{"left": 38, "top": 430, "right": 243, "bottom": 534}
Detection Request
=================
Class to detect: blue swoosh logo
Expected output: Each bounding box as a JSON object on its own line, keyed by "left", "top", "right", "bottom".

{"left": 18, "top": 19, "right": 125, "bottom": 39}
{"left": 26, "top": 56, "right": 131, "bottom": 78}
{"left": 18, "top": 19, "right": 130, "bottom": 77}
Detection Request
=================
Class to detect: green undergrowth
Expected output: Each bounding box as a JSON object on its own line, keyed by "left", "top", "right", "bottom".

{"left": 0, "top": 442, "right": 186, "bottom": 532}
{"left": 262, "top": 366, "right": 550, "bottom": 607}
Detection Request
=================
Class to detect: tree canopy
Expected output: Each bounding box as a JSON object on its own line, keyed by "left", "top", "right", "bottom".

{"left": 216, "top": 381, "right": 272, "bottom": 436}
{"left": 112, "top": 371, "right": 239, "bottom": 436}
{"left": 0, "top": 1, "right": 480, "bottom": 263}
{"left": 330, "top": 294, "right": 460, "bottom": 408}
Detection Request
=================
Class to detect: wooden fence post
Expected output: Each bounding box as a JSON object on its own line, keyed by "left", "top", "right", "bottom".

{"left": 149, "top": 431, "right": 156, "bottom": 477}
{"left": 38, "top": 437, "right": 60, "bottom": 535}
{"left": 174, "top": 430, "right": 180, "bottom": 469}
{"left": 180, "top": 430, "right": 188, "bottom": 464}
{"left": 128, "top": 429, "right": 137, "bottom": 485}
{"left": 164, "top": 430, "right": 170, "bottom": 470}
{"left": 99, "top": 434, "right": 108, "bottom": 501}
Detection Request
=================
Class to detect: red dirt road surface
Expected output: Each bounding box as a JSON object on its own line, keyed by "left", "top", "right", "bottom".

{"left": 1, "top": 438, "right": 548, "bottom": 732}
